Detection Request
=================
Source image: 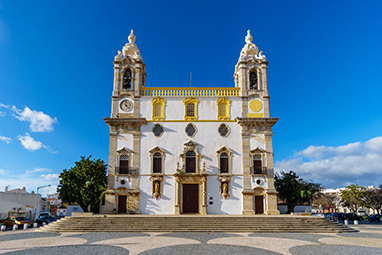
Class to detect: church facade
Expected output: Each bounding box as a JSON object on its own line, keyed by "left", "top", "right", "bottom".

{"left": 104, "top": 30, "right": 279, "bottom": 215}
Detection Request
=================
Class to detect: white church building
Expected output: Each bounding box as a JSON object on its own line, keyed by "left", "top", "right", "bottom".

{"left": 104, "top": 30, "right": 279, "bottom": 215}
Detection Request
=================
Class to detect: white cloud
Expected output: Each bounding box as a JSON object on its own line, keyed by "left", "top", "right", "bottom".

{"left": 40, "top": 173, "right": 59, "bottom": 182}
{"left": 18, "top": 133, "right": 47, "bottom": 151}
{"left": 275, "top": 136, "right": 382, "bottom": 189}
{"left": 0, "top": 103, "right": 10, "bottom": 108}
{"left": 0, "top": 135, "right": 11, "bottom": 143}
{"left": 0, "top": 111, "right": 5, "bottom": 117}
{"left": 12, "top": 106, "right": 57, "bottom": 132}
{"left": 0, "top": 168, "right": 58, "bottom": 196}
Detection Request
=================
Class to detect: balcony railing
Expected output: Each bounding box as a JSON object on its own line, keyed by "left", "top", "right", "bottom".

{"left": 250, "top": 166, "right": 267, "bottom": 175}
{"left": 142, "top": 87, "right": 240, "bottom": 97}
{"left": 115, "top": 167, "right": 139, "bottom": 177}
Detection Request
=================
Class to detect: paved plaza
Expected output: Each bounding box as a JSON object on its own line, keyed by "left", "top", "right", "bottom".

{"left": 0, "top": 223, "right": 382, "bottom": 254}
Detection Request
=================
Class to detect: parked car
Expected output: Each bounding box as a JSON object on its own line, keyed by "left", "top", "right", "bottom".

{"left": 39, "top": 215, "right": 58, "bottom": 222}
{"left": 3, "top": 216, "right": 33, "bottom": 229}
{"left": 344, "top": 213, "right": 363, "bottom": 221}
{"left": 368, "top": 214, "right": 381, "bottom": 223}
{"left": 34, "top": 216, "right": 52, "bottom": 226}
{"left": 333, "top": 212, "right": 347, "bottom": 221}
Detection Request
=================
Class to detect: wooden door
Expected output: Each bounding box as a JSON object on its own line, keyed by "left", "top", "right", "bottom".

{"left": 118, "top": 195, "right": 127, "bottom": 214}
{"left": 183, "top": 184, "right": 199, "bottom": 213}
{"left": 255, "top": 195, "right": 264, "bottom": 214}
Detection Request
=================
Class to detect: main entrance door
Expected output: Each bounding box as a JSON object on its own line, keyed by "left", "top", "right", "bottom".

{"left": 118, "top": 195, "right": 127, "bottom": 213}
{"left": 182, "top": 184, "right": 199, "bottom": 213}
{"left": 255, "top": 195, "right": 264, "bottom": 214}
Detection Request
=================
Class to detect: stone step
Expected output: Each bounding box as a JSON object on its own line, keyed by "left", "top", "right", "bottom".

{"left": 37, "top": 215, "right": 355, "bottom": 233}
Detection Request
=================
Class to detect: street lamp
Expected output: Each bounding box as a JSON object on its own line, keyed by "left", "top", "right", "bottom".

{"left": 34, "top": 185, "right": 51, "bottom": 221}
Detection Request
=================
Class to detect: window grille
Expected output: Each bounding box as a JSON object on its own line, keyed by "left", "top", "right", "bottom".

{"left": 153, "top": 124, "right": 164, "bottom": 137}
{"left": 154, "top": 104, "right": 162, "bottom": 117}
{"left": 185, "top": 123, "right": 196, "bottom": 137}
{"left": 123, "top": 69, "right": 132, "bottom": 89}
{"left": 218, "top": 124, "right": 229, "bottom": 137}
{"left": 218, "top": 104, "right": 227, "bottom": 117}
{"left": 186, "top": 104, "right": 195, "bottom": 117}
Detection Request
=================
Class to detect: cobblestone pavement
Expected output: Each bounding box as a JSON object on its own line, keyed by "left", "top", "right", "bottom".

{"left": 0, "top": 224, "right": 382, "bottom": 254}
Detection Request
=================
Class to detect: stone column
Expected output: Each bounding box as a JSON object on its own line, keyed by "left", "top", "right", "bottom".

{"left": 105, "top": 127, "right": 118, "bottom": 213}
{"left": 241, "top": 127, "right": 255, "bottom": 215}
{"left": 238, "top": 64, "right": 248, "bottom": 97}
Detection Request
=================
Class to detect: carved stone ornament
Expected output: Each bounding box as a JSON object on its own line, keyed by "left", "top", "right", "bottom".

{"left": 114, "top": 50, "right": 122, "bottom": 61}
{"left": 122, "top": 30, "right": 142, "bottom": 61}
{"left": 239, "top": 30, "right": 267, "bottom": 62}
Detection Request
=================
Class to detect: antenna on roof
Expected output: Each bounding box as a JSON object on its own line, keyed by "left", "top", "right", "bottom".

{"left": 190, "top": 72, "right": 192, "bottom": 87}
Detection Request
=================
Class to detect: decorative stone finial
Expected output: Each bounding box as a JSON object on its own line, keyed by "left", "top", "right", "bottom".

{"left": 245, "top": 30, "right": 253, "bottom": 44}
{"left": 122, "top": 29, "right": 142, "bottom": 61}
{"left": 128, "top": 30, "right": 136, "bottom": 44}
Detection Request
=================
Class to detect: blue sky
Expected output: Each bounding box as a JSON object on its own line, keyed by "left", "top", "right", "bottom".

{"left": 1, "top": 0, "right": 382, "bottom": 195}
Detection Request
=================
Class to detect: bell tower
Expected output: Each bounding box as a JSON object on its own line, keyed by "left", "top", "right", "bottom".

{"left": 110, "top": 30, "right": 147, "bottom": 118}
{"left": 234, "top": 30, "right": 270, "bottom": 118}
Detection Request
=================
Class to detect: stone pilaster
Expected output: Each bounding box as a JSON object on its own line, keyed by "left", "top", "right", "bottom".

{"left": 104, "top": 127, "right": 117, "bottom": 213}
{"left": 174, "top": 176, "right": 180, "bottom": 214}
{"left": 265, "top": 130, "right": 279, "bottom": 215}
{"left": 201, "top": 176, "right": 207, "bottom": 215}
{"left": 241, "top": 128, "right": 255, "bottom": 215}
{"left": 132, "top": 131, "right": 141, "bottom": 190}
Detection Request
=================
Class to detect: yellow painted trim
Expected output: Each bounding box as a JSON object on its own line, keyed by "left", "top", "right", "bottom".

{"left": 216, "top": 97, "right": 231, "bottom": 121}
{"left": 147, "top": 120, "right": 236, "bottom": 123}
{"left": 247, "top": 113, "right": 264, "bottom": 118}
{"left": 183, "top": 97, "right": 199, "bottom": 121}
{"left": 142, "top": 87, "right": 240, "bottom": 97}
{"left": 151, "top": 97, "right": 166, "bottom": 121}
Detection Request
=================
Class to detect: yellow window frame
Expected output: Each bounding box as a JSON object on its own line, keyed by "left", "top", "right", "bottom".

{"left": 216, "top": 97, "right": 231, "bottom": 120}
{"left": 152, "top": 97, "right": 166, "bottom": 121}
{"left": 183, "top": 97, "right": 199, "bottom": 121}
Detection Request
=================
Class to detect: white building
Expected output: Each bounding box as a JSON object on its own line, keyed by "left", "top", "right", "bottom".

{"left": 104, "top": 30, "right": 279, "bottom": 215}
{"left": 0, "top": 187, "right": 45, "bottom": 220}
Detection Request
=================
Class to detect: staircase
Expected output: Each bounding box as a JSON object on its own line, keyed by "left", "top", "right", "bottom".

{"left": 37, "top": 215, "right": 356, "bottom": 233}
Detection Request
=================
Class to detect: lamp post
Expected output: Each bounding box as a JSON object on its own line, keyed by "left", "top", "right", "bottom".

{"left": 34, "top": 185, "right": 51, "bottom": 221}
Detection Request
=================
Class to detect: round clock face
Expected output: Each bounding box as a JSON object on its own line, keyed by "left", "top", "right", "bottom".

{"left": 120, "top": 99, "right": 133, "bottom": 112}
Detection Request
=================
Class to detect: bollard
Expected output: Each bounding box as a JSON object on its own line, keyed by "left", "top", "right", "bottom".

{"left": 33, "top": 223, "right": 38, "bottom": 228}
{"left": 13, "top": 225, "right": 18, "bottom": 231}
{"left": 0, "top": 225, "right": 5, "bottom": 231}
{"left": 23, "top": 223, "right": 28, "bottom": 230}
{"left": 344, "top": 219, "right": 348, "bottom": 225}
{"left": 354, "top": 220, "right": 358, "bottom": 225}
{"left": 42, "top": 222, "right": 46, "bottom": 226}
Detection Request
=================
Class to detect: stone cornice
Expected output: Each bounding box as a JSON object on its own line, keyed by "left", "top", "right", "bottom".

{"left": 104, "top": 117, "right": 147, "bottom": 129}
{"left": 237, "top": 117, "right": 278, "bottom": 132}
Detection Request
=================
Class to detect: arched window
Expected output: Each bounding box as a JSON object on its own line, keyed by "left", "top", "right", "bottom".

{"left": 123, "top": 69, "right": 132, "bottom": 89}
{"left": 253, "top": 155, "right": 262, "bottom": 174}
{"left": 185, "top": 150, "right": 196, "bottom": 173}
{"left": 249, "top": 71, "right": 257, "bottom": 90}
{"left": 119, "top": 155, "right": 129, "bottom": 174}
{"left": 220, "top": 153, "right": 229, "bottom": 173}
{"left": 153, "top": 152, "right": 162, "bottom": 173}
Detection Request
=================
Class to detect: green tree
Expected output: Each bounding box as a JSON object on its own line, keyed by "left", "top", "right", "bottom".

{"left": 275, "top": 171, "right": 322, "bottom": 213}
{"left": 363, "top": 185, "right": 382, "bottom": 215}
{"left": 57, "top": 156, "right": 107, "bottom": 212}
{"left": 340, "top": 184, "right": 367, "bottom": 212}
